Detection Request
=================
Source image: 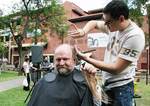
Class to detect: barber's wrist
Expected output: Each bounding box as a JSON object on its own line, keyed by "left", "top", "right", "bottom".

{"left": 77, "top": 29, "right": 85, "bottom": 37}
{"left": 82, "top": 29, "right": 86, "bottom": 35}
{"left": 83, "top": 55, "right": 90, "bottom": 62}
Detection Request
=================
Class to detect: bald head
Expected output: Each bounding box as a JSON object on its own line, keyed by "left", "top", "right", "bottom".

{"left": 54, "top": 44, "right": 73, "bottom": 57}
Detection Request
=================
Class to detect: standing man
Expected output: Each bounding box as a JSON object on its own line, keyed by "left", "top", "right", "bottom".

{"left": 71, "top": 0, "right": 145, "bottom": 106}
{"left": 41, "top": 56, "right": 52, "bottom": 75}
{"left": 23, "top": 57, "right": 30, "bottom": 91}
{"left": 27, "top": 44, "right": 94, "bottom": 106}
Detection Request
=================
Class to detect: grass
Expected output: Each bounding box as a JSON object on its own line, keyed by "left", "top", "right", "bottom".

{"left": 0, "top": 87, "right": 29, "bottom": 106}
{"left": 0, "top": 71, "right": 22, "bottom": 82}
{"left": 135, "top": 79, "right": 150, "bottom": 106}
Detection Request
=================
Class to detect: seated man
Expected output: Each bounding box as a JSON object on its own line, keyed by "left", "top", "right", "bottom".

{"left": 27, "top": 44, "right": 95, "bottom": 106}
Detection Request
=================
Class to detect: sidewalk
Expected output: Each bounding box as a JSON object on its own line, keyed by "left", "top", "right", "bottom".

{"left": 0, "top": 76, "right": 24, "bottom": 92}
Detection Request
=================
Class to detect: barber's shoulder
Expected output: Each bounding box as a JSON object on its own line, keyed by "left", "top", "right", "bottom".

{"left": 44, "top": 72, "right": 57, "bottom": 82}
{"left": 73, "top": 70, "right": 86, "bottom": 83}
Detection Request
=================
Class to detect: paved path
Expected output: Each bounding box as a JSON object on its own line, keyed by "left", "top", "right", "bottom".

{"left": 0, "top": 76, "right": 24, "bottom": 92}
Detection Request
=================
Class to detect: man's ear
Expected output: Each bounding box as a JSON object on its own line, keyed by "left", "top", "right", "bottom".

{"left": 119, "top": 15, "right": 125, "bottom": 22}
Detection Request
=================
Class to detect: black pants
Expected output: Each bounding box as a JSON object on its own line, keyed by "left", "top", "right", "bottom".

{"left": 31, "top": 71, "right": 41, "bottom": 84}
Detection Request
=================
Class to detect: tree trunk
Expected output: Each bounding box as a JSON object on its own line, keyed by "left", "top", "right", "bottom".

{"left": 18, "top": 45, "right": 24, "bottom": 75}
{"left": 148, "top": 4, "right": 150, "bottom": 76}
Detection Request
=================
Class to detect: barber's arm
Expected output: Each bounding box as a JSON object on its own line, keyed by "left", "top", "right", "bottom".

{"left": 83, "top": 57, "right": 131, "bottom": 75}
{"left": 75, "top": 46, "right": 131, "bottom": 75}
{"left": 82, "top": 20, "right": 108, "bottom": 34}
{"left": 70, "top": 20, "right": 108, "bottom": 38}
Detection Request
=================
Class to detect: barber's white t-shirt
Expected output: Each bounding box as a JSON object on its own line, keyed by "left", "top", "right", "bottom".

{"left": 102, "top": 21, "right": 145, "bottom": 89}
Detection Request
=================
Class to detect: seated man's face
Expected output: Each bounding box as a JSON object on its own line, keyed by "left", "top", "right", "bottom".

{"left": 55, "top": 51, "right": 75, "bottom": 75}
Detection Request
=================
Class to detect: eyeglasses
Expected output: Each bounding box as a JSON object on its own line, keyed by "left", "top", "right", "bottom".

{"left": 104, "top": 19, "right": 114, "bottom": 25}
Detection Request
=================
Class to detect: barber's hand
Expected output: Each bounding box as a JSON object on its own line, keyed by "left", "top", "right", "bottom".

{"left": 81, "top": 62, "right": 97, "bottom": 74}
{"left": 68, "top": 29, "right": 85, "bottom": 38}
{"left": 68, "top": 23, "right": 85, "bottom": 38}
{"left": 74, "top": 45, "right": 89, "bottom": 60}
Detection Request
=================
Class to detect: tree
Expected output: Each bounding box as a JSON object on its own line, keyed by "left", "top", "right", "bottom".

{"left": 146, "top": 3, "right": 150, "bottom": 46}
{"left": 0, "top": 9, "right": 3, "bottom": 16}
{"left": 0, "top": 0, "right": 68, "bottom": 74}
{"left": 124, "top": 0, "right": 150, "bottom": 46}
{"left": 0, "top": 41, "right": 7, "bottom": 58}
{"left": 40, "top": 0, "right": 69, "bottom": 43}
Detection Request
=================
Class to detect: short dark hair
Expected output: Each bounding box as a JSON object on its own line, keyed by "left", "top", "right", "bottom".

{"left": 25, "top": 57, "right": 29, "bottom": 62}
{"left": 103, "top": 0, "right": 129, "bottom": 20}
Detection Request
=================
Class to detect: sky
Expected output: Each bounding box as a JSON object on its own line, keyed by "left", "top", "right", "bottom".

{"left": 62, "top": 0, "right": 112, "bottom": 11}
{"left": 0, "top": 0, "right": 112, "bottom": 16}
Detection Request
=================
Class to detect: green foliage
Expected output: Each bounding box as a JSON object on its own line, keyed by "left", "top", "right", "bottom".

{"left": 125, "top": 0, "right": 148, "bottom": 26}
{"left": 0, "top": 16, "right": 10, "bottom": 29}
{"left": 123, "top": 0, "right": 146, "bottom": 22}
{"left": 42, "top": 0, "right": 69, "bottom": 39}
{"left": 0, "top": 41, "right": 7, "bottom": 57}
{"left": 0, "top": 11, "right": 22, "bottom": 29}
{"left": 23, "top": 0, "right": 69, "bottom": 43}
{"left": 56, "top": 24, "right": 69, "bottom": 39}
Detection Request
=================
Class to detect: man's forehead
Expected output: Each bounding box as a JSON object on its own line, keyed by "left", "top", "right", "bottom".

{"left": 55, "top": 45, "right": 72, "bottom": 53}
{"left": 55, "top": 49, "right": 72, "bottom": 55}
{"left": 55, "top": 51, "right": 72, "bottom": 57}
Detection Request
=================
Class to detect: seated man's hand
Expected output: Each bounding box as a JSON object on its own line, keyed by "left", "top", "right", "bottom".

{"left": 81, "top": 62, "right": 97, "bottom": 74}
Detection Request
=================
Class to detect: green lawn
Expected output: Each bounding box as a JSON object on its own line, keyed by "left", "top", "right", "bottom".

{"left": 0, "top": 71, "right": 22, "bottom": 82}
{"left": 0, "top": 79, "right": 149, "bottom": 106}
{"left": 135, "top": 79, "right": 150, "bottom": 106}
{"left": 0, "top": 87, "right": 29, "bottom": 106}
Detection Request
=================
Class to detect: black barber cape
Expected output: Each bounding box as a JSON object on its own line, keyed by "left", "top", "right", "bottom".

{"left": 27, "top": 69, "right": 94, "bottom": 106}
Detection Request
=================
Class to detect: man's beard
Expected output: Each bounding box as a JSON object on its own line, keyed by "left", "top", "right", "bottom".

{"left": 57, "top": 67, "right": 71, "bottom": 75}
